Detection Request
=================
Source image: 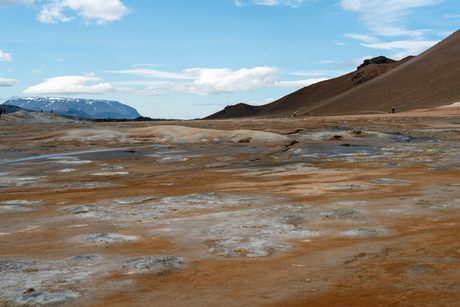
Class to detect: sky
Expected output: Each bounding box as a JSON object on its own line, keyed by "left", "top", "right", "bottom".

{"left": 0, "top": 0, "right": 458, "bottom": 119}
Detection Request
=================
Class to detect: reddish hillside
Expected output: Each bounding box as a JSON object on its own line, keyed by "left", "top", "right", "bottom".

{"left": 206, "top": 29, "right": 460, "bottom": 119}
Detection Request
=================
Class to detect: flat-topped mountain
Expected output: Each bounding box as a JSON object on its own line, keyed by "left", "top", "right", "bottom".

{"left": 206, "top": 29, "right": 460, "bottom": 119}
{"left": 3, "top": 97, "right": 141, "bottom": 119}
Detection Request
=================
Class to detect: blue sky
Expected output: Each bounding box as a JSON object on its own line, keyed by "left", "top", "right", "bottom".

{"left": 0, "top": 0, "right": 458, "bottom": 118}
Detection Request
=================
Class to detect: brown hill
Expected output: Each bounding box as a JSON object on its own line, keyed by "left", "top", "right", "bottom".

{"left": 206, "top": 29, "right": 460, "bottom": 119}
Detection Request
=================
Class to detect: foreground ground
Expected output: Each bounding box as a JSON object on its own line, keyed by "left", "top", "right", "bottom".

{"left": 0, "top": 106, "right": 459, "bottom": 306}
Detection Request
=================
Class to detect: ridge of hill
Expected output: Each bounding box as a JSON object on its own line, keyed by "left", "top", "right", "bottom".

{"left": 206, "top": 29, "right": 460, "bottom": 119}
{"left": 3, "top": 97, "right": 141, "bottom": 119}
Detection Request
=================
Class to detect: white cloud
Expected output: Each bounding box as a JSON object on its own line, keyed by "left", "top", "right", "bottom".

{"left": 0, "top": 50, "right": 12, "bottom": 62}
{"left": 0, "top": 77, "right": 20, "bottom": 86}
{"left": 0, "top": 0, "right": 34, "bottom": 7}
{"left": 340, "top": 0, "right": 443, "bottom": 37}
{"left": 235, "top": 0, "right": 307, "bottom": 7}
{"left": 22, "top": 73, "right": 115, "bottom": 94}
{"left": 345, "top": 33, "right": 380, "bottom": 43}
{"left": 247, "top": 97, "right": 276, "bottom": 106}
{"left": 178, "top": 67, "right": 280, "bottom": 95}
{"left": 109, "top": 69, "right": 194, "bottom": 80}
{"left": 37, "top": 0, "right": 130, "bottom": 24}
{"left": 361, "top": 40, "right": 439, "bottom": 58}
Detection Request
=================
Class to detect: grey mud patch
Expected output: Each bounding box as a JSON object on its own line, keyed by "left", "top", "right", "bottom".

{"left": 327, "top": 184, "right": 367, "bottom": 191}
{"left": 8, "top": 290, "right": 81, "bottom": 306}
{"left": 160, "top": 192, "right": 282, "bottom": 209}
{"left": 122, "top": 256, "right": 184, "bottom": 274}
{"left": 0, "top": 260, "right": 30, "bottom": 272}
{"left": 63, "top": 204, "right": 108, "bottom": 217}
{"left": 320, "top": 208, "right": 365, "bottom": 221}
{"left": 67, "top": 255, "right": 102, "bottom": 262}
{"left": 0, "top": 258, "right": 99, "bottom": 300}
{"left": 369, "top": 177, "right": 412, "bottom": 184}
{"left": 184, "top": 203, "right": 322, "bottom": 258}
{"left": 79, "top": 233, "right": 138, "bottom": 243}
{"left": 0, "top": 200, "right": 40, "bottom": 214}
{"left": 341, "top": 227, "right": 395, "bottom": 238}
{"left": 0, "top": 205, "right": 34, "bottom": 214}
{"left": 206, "top": 237, "right": 283, "bottom": 258}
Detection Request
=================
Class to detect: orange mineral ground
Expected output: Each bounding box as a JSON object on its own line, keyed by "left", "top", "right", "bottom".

{"left": 1, "top": 105, "right": 460, "bottom": 306}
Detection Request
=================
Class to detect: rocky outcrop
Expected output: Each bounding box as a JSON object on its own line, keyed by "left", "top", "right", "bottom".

{"left": 357, "top": 56, "right": 396, "bottom": 70}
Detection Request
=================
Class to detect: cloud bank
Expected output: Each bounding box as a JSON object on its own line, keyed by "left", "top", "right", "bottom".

{"left": 341, "top": 0, "right": 443, "bottom": 58}
{"left": 113, "top": 66, "right": 324, "bottom": 96}
{"left": 0, "top": 0, "right": 130, "bottom": 24}
{"left": 37, "top": 0, "right": 130, "bottom": 24}
{"left": 23, "top": 67, "right": 325, "bottom": 96}
{"left": 0, "top": 77, "right": 20, "bottom": 86}
{"left": 340, "top": 0, "right": 443, "bottom": 37}
{"left": 23, "top": 73, "right": 114, "bottom": 94}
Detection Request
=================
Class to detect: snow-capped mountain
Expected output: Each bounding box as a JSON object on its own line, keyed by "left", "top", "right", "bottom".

{"left": 3, "top": 97, "right": 141, "bottom": 119}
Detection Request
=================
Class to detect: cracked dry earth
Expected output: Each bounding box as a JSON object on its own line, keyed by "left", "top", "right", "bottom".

{"left": 1, "top": 111, "right": 460, "bottom": 306}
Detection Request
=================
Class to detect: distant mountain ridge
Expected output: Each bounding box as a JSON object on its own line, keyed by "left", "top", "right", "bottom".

{"left": 3, "top": 97, "right": 141, "bottom": 119}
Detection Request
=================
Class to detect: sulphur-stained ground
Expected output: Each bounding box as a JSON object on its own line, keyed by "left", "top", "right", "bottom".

{"left": 0, "top": 106, "right": 459, "bottom": 306}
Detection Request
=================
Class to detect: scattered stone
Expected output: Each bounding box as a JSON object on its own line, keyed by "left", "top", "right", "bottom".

{"left": 9, "top": 290, "right": 81, "bottom": 305}
{"left": 122, "top": 256, "right": 184, "bottom": 274}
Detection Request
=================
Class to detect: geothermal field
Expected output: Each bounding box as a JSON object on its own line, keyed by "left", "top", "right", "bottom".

{"left": 1, "top": 106, "right": 460, "bottom": 306}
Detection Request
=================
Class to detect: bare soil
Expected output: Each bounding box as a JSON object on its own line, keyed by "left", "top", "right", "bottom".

{"left": 1, "top": 106, "right": 459, "bottom": 306}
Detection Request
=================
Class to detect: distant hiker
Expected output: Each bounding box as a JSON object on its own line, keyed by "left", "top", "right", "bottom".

{"left": 392, "top": 107, "right": 395, "bottom": 113}
{"left": 388, "top": 107, "right": 391, "bottom": 113}
{"left": 2, "top": 108, "right": 5, "bottom": 114}
{"left": 0, "top": 108, "right": 2, "bottom": 118}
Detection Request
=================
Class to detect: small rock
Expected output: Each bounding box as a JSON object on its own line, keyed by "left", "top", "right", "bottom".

{"left": 23, "top": 288, "right": 35, "bottom": 294}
